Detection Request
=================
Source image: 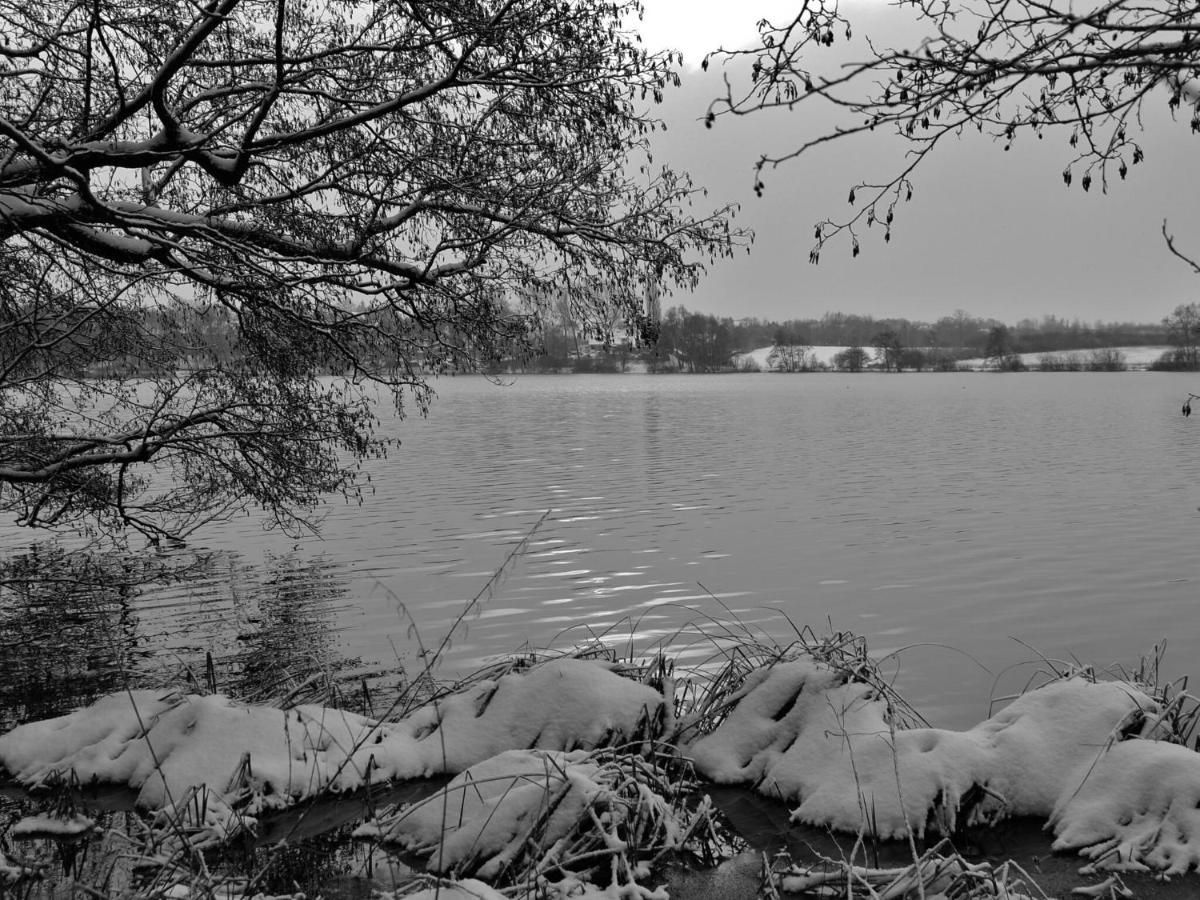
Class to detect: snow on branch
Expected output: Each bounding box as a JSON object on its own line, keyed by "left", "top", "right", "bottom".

{"left": 0, "top": 0, "right": 746, "bottom": 539}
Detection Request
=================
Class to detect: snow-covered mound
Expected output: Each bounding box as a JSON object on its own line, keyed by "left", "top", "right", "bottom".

{"left": 361, "top": 745, "right": 702, "bottom": 895}
{"left": 1050, "top": 739, "right": 1200, "bottom": 873}
{"left": 0, "top": 658, "right": 667, "bottom": 836}
{"left": 0, "top": 690, "right": 377, "bottom": 812}
{"left": 360, "top": 749, "right": 605, "bottom": 878}
{"left": 686, "top": 656, "right": 1200, "bottom": 872}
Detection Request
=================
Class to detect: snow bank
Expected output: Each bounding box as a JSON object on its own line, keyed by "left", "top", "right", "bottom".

{"left": 362, "top": 745, "right": 694, "bottom": 896}
{"left": 0, "top": 659, "right": 667, "bottom": 825}
{"left": 360, "top": 749, "right": 603, "bottom": 878}
{"left": 375, "top": 658, "right": 668, "bottom": 774}
{"left": 1051, "top": 739, "right": 1200, "bottom": 873}
{"left": 0, "top": 689, "right": 380, "bottom": 812}
{"left": 687, "top": 658, "right": 1179, "bottom": 861}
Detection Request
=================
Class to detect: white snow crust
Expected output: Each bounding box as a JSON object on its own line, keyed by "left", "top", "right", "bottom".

{"left": 686, "top": 659, "right": 1180, "bottom": 860}
{"left": 10, "top": 812, "right": 96, "bottom": 838}
{"left": 0, "top": 689, "right": 379, "bottom": 812}
{"left": 360, "top": 749, "right": 603, "bottom": 878}
{"left": 1050, "top": 739, "right": 1200, "bottom": 873}
{"left": 0, "top": 659, "right": 665, "bottom": 827}
{"left": 361, "top": 744, "right": 699, "bottom": 891}
{"left": 0, "top": 848, "right": 34, "bottom": 884}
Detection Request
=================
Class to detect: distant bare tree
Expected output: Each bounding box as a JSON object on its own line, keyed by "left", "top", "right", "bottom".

{"left": 1164, "top": 302, "right": 1200, "bottom": 369}
{"left": 1086, "top": 348, "right": 1128, "bottom": 371}
{"left": 984, "top": 325, "right": 1024, "bottom": 370}
{"left": 833, "top": 345, "right": 870, "bottom": 372}
{"left": 871, "top": 329, "right": 903, "bottom": 372}
{"left": 768, "top": 343, "right": 812, "bottom": 372}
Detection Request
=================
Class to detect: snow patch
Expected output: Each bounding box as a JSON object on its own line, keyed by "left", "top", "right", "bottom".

{"left": 0, "top": 659, "right": 667, "bottom": 830}
{"left": 360, "top": 749, "right": 603, "bottom": 879}
{"left": 0, "top": 689, "right": 379, "bottom": 812}
{"left": 361, "top": 746, "right": 691, "bottom": 897}
{"left": 0, "top": 848, "right": 36, "bottom": 884}
{"left": 687, "top": 659, "right": 1167, "bottom": 849}
{"left": 735, "top": 345, "right": 850, "bottom": 370}
{"left": 1051, "top": 739, "right": 1200, "bottom": 873}
{"left": 10, "top": 813, "right": 96, "bottom": 838}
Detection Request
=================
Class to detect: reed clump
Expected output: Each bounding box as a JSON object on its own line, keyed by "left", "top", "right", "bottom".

{"left": 762, "top": 839, "right": 1054, "bottom": 900}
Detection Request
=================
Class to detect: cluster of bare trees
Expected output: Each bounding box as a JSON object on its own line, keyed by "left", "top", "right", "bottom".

{"left": 1159, "top": 303, "right": 1200, "bottom": 369}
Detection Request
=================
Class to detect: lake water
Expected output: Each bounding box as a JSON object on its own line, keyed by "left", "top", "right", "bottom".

{"left": 3, "top": 372, "right": 1200, "bottom": 731}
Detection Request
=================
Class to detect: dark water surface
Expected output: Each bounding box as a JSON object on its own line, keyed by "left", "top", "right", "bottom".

{"left": 3, "top": 372, "right": 1200, "bottom": 730}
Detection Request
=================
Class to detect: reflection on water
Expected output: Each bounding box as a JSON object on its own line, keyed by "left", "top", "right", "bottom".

{"left": 220, "top": 553, "right": 366, "bottom": 707}
{"left": 0, "top": 544, "right": 381, "bottom": 729}
{"left": 0, "top": 546, "right": 142, "bottom": 730}
{"left": 2, "top": 373, "right": 1200, "bottom": 731}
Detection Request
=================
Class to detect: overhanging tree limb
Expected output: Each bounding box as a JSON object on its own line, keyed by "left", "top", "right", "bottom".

{"left": 0, "top": 0, "right": 747, "bottom": 540}
{"left": 706, "top": 0, "right": 1199, "bottom": 259}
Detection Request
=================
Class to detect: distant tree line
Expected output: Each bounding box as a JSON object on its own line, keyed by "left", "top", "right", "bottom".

{"left": 516, "top": 306, "right": 1171, "bottom": 374}
{"left": 94, "top": 302, "right": 1188, "bottom": 377}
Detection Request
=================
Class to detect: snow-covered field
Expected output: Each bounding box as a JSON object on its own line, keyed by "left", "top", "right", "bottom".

{"left": 737, "top": 344, "right": 1174, "bottom": 371}
{"left": 735, "top": 345, "right": 855, "bottom": 370}
{"left": 956, "top": 345, "right": 1173, "bottom": 370}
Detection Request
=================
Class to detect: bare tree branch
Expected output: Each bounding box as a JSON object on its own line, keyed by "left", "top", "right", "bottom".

{"left": 0, "top": 0, "right": 747, "bottom": 541}
{"left": 706, "top": 0, "right": 1200, "bottom": 259}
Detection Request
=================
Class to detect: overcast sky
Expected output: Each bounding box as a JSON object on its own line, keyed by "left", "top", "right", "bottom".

{"left": 636, "top": 0, "right": 1200, "bottom": 326}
